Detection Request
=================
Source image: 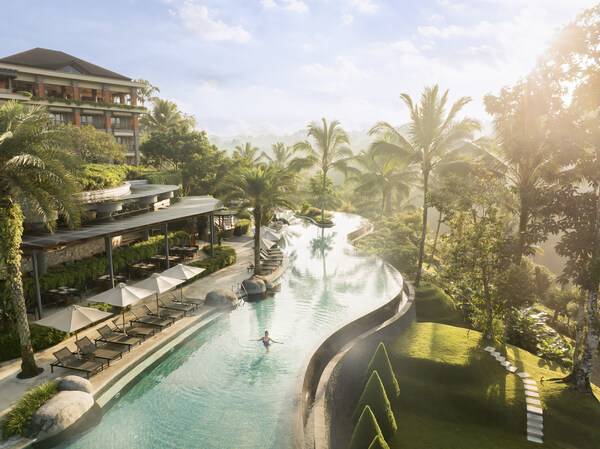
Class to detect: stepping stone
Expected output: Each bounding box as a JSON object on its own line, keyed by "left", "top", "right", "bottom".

{"left": 484, "top": 346, "right": 495, "bottom": 352}
{"left": 526, "top": 397, "right": 542, "bottom": 406}
{"left": 525, "top": 390, "right": 540, "bottom": 398}
{"left": 528, "top": 421, "right": 544, "bottom": 431}
{"left": 523, "top": 379, "right": 537, "bottom": 386}
{"left": 517, "top": 372, "right": 531, "bottom": 379}
{"left": 527, "top": 404, "right": 544, "bottom": 415}
{"left": 500, "top": 360, "right": 509, "bottom": 366}
{"left": 507, "top": 366, "right": 518, "bottom": 373}
{"left": 527, "top": 413, "right": 543, "bottom": 423}
{"left": 524, "top": 384, "right": 538, "bottom": 391}
{"left": 491, "top": 351, "right": 500, "bottom": 357}
{"left": 527, "top": 435, "right": 544, "bottom": 444}
{"left": 527, "top": 426, "right": 544, "bottom": 438}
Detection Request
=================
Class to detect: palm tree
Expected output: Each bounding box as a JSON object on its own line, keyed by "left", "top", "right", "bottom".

{"left": 482, "top": 78, "right": 559, "bottom": 263}
{"left": 351, "top": 146, "right": 416, "bottom": 216}
{"left": 140, "top": 98, "right": 195, "bottom": 133}
{"left": 233, "top": 142, "right": 262, "bottom": 168}
{"left": 0, "top": 101, "right": 80, "bottom": 378}
{"left": 370, "top": 85, "right": 479, "bottom": 287}
{"left": 260, "top": 142, "right": 312, "bottom": 173}
{"left": 226, "top": 165, "right": 294, "bottom": 274}
{"left": 295, "top": 119, "right": 353, "bottom": 222}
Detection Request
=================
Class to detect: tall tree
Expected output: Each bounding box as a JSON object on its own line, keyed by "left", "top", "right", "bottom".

{"left": 140, "top": 98, "right": 195, "bottom": 134}
{"left": 482, "top": 78, "right": 561, "bottom": 263}
{"left": 0, "top": 101, "right": 80, "bottom": 378}
{"left": 295, "top": 118, "right": 353, "bottom": 223}
{"left": 370, "top": 85, "right": 479, "bottom": 287}
{"left": 233, "top": 142, "right": 262, "bottom": 168}
{"left": 260, "top": 142, "right": 311, "bottom": 173}
{"left": 226, "top": 165, "right": 294, "bottom": 274}
{"left": 538, "top": 3, "right": 600, "bottom": 393}
{"left": 351, "top": 146, "right": 416, "bottom": 217}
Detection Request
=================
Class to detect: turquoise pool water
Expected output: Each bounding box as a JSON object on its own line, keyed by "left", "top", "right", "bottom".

{"left": 56, "top": 213, "right": 403, "bottom": 449}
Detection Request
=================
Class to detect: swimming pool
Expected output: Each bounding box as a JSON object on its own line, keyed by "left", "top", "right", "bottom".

{"left": 55, "top": 213, "right": 403, "bottom": 449}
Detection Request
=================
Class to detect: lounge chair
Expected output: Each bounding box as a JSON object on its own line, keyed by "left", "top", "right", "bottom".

{"left": 95, "top": 325, "right": 142, "bottom": 350}
{"left": 50, "top": 347, "right": 106, "bottom": 378}
{"left": 130, "top": 310, "right": 174, "bottom": 329}
{"left": 169, "top": 292, "right": 203, "bottom": 308}
{"left": 143, "top": 304, "right": 184, "bottom": 321}
{"left": 112, "top": 318, "right": 157, "bottom": 339}
{"left": 76, "top": 336, "right": 124, "bottom": 366}
{"left": 158, "top": 298, "right": 196, "bottom": 315}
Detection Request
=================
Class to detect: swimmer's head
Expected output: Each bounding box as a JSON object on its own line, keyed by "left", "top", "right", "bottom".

{"left": 265, "top": 330, "right": 269, "bottom": 336}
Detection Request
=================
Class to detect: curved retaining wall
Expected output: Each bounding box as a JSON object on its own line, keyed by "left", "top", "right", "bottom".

{"left": 294, "top": 220, "right": 415, "bottom": 449}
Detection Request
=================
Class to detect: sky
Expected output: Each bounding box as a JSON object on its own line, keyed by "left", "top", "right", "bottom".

{"left": 1, "top": 0, "right": 598, "bottom": 138}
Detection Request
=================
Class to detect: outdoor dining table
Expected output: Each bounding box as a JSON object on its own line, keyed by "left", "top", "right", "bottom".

{"left": 46, "top": 286, "right": 80, "bottom": 306}
{"left": 150, "top": 254, "right": 183, "bottom": 266}
{"left": 170, "top": 246, "right": 198, "bottom": 259}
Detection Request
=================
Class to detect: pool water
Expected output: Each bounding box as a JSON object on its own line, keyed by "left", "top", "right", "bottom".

{"left": 56, "top": 213, "right": 403, "bottom": 449}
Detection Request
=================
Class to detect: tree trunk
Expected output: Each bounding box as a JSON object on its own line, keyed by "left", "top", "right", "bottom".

{"left": 429, "top": 210, "right": 443, "bottom": 266}
{"left": 253, "top": 204, "right": 262, "bottom": 275}
{"left": 482, "top": 268, "right": 494, "bottom": 342}
{"left": 568, "top": 184, "right": 600, "bottom": 393}
{"left": 321, "top": 170, "right": 327, "bottom": 224}
{"left": 415, "top": 170, "right": 429, "bottom": 287}
{"left": 516, "top": 195, "right": 528, "bottom": 263}
{"left": 0, "top": 200, "right": 41, "bottom": 378}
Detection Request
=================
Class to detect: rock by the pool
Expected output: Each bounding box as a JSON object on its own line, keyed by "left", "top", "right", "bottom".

{"left": 58, "top": 375, "right": 94, "bottom": 394}
{"left": 29, "top": 390, "right": 94, "bottom": 440}
{"left": 205, "top": 289, "right": 239, "bottom": 308}
{"left": 242, "top": 278, "right": 267, "bottom": 296}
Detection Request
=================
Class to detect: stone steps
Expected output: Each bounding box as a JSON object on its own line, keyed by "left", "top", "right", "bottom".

{"left": 484, "top": 347, "right": 544, "bottom": 444}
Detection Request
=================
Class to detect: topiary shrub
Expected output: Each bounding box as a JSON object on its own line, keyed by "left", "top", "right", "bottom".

{"left": 234, "top": 219, "right": 251, "bottom": 236}
{"left": 368, "top": 434, "right": 391, "bottom": 449}
{"left": 190, "top": 245, "right": 236, "bottom": 275}
{"left": 352, "top": 371, "right": 397, "bottom": 439}
{"left": 367, "top": 343, "right": 400, "bottom": 404}
{"left": 2, "top": 381, "right": 59, "bottom": 438}
{"left": 348, "top": 405, "right": 385, "bottom": 449}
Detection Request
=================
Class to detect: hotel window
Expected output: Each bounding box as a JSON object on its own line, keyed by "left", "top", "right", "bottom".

{"left": 111, "top": 116, "right": 131, "bottom": 129}
{"left": 116, "top": 136, "right": 134, "bottom": 152}
{"left": 81, "top": 115, "right": 104, "bottom": 129}
{"left": 50, "top": 112, "right": 71, "bottom": 125}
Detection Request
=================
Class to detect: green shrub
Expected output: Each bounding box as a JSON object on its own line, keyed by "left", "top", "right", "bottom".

{"left": 2, "top": 381, "right": 59, "bottom": 438}
{"left": 368, "top": 435, "right": 391, "bottom": 449}
{"left": 367, "top": 343, "right": 400, "bottom": 403}
{"left": 234, "top": 219, "right": 251, "bottom": 236}
{"left": 88, "top": 302, "right": 112, "bottom": 312}
{"left": 352, "top": 371, "right": 397, "bottom": 439}
{"left": 0, "top": 325, "right": 66, "bottom": 362}
{"left": 348, "top": 405, "right": 385, "bottom": 449}
{"left": 190, "top": 245, "right": 236, "bottom": 275}
{"left": 77, "top": 163, "right": 129, "bottom": 191}
{"left": 236, "top": 209, "right": 251, "bottom": 220}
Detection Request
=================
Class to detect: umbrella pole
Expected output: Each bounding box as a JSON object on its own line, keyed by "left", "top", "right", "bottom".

{"left": 122, "top": 309, "right": 126, "bottom": 333}
{"left": 156, "top": 293, "right": 159, "bottom": 314}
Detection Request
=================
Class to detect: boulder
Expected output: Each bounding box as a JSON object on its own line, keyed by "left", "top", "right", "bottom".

{"left": 58, "top": 375, "right": 94, "bottom": 394}
{"left": 242, "top": 278, "right": 267, "bottom": 296}
{"left": 205, "top": 289, "right": 239, "bottom": 308}
{"left": 29, "top": 390, "right": 94, "bottom": 440}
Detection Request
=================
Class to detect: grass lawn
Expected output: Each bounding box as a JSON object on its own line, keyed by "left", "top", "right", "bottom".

{"left": 387, "top": 322, "right": 600, "bottom": 449}
{"left": 414, "top": 283, "right": 466, "bottom": 327}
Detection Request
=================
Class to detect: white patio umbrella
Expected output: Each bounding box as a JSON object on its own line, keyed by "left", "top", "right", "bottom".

{"left": 36, "top": 305, "right": 113, "bottom": 340}
{"left": 161, "top": 264, "right": 206, "bottom": 300}
{"left": 133, "top": 273, "right": 185, "bottom": 312}
{"left": 86, "top": 282, "right": 155, "bottom": 330}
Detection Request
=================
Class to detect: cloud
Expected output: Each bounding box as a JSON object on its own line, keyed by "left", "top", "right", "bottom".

{"left": 262, "top": 0, "right": 309, "bottom": 13}
{"left": 174, "top": 1, "right": 251, "bottom": 43}
{"left": 350, "top": 0, "right": 379, "bottom": 14}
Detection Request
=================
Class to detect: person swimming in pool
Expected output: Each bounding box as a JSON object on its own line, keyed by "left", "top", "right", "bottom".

{"left": 255, "top": 330, "right": 281, "bottom": 351}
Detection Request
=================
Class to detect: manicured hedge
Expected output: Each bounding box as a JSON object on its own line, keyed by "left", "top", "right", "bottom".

{"left": 190, "top": 245, "right": 236, "bottom": 275}
{"left": 352, "top": 370, "right": 397, "bottom": 439}
{"left": 349, "top": 405, "right": 385, "bottom": 449}
{"left": 77, "top": 163, "right": 129, "bottom": 191}
{"left": 367, "top": 343, "right": 400, "bottom": 404}
{"left": 368, "top": 435, "right": 391, "bottom": 449}
{"left": 2, "top": 380, "right": 58, "bottom": 438}
{"left": 0, "top": 325, "right": 66, "bottom": 362}
{"left": 233, "top": 219, "right": 251, "bottom": 236}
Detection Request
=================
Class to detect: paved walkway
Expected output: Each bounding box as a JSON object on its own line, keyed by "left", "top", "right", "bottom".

{"left": 0, "top": 237, "right": 255, "bottom": 417}
{"left": 484, "top": 346, "right": 544, "bottom": 444}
